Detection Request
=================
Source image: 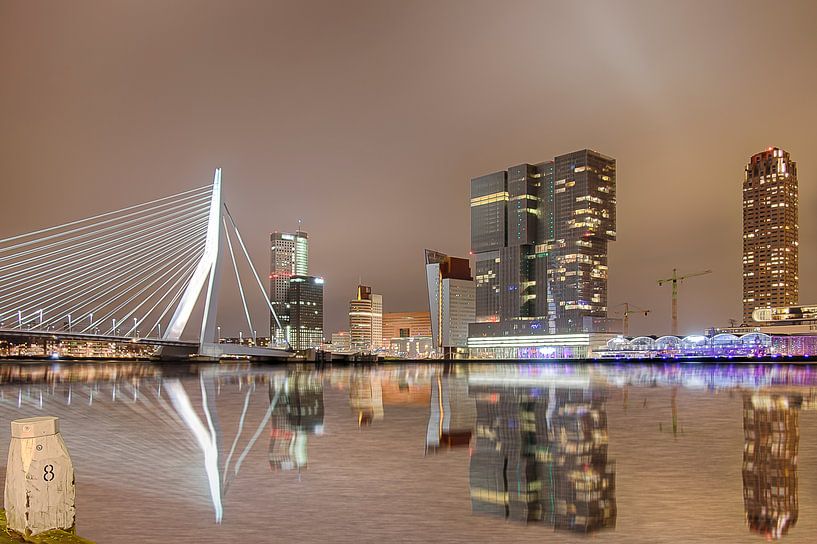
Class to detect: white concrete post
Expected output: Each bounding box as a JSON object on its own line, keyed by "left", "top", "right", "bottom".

{"left": 4, "top": 416, "right": 76, "bottom": 536}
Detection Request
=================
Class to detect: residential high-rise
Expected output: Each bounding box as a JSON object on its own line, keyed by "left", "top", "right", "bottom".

{"left": 287, "top": 275, "right": 324, "bottom": 351}
{"left": 469, "top": 149, "right": 617, "bottom": 344}
{"left": 270, "top": 230, "right": 309, "bottom": 343}
{"left": 743, "top": 148, "right": 798, "bottom": 324}
{"left": 425, "top": 249, "right": 476, "bottom": 356}
{"left": 348, "top": 285, "right": 383, "bottom": 353}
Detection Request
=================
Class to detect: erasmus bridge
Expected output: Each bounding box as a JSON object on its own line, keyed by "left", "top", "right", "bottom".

{"left": 0, "top": 169, "right": 291, "bottom": 360}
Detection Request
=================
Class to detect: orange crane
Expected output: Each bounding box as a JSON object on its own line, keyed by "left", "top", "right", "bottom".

{"left": 657, "top": 268, "right": 712, "bottom": 336}
{"left": 612, "top": 302, "right": 650, "bottom": 336}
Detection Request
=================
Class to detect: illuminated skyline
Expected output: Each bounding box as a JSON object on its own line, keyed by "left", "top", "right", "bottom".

{"left": 1, "top": 1, "right": 816, "bottom": 336}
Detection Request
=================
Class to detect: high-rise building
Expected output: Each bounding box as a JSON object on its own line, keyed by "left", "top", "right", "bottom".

{"left": 551, "top": 150, "right": 617, "bottom": 332}
{"left": 743, "top": 148, "right": 798, "bottom": 324}
{"left": 270, "top": 230, "right": 309, "bottom": 343}
{"left": 348, "top": 285, "right": 383, "bottom": 353}
{"left": 425, "top": 249, "right": 476, "bottom": 356}
{"left": 469, "top": 149, "right": 618, "bottom": 349}
{"left": 287, "top": 275, "right": 324, "bottom": 351}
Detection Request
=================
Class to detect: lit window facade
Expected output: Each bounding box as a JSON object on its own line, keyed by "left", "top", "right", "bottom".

{"left": 269, "top": 230, "right": 309, "bottom": 343}
{"left": 470, "top": 150, "right": 616, "bottom": 337}
{"left": 743, "top": 148, "right": 798, "bottom": 324}
{"left": 286, "top": 275, "right": 324, "bottom": 351}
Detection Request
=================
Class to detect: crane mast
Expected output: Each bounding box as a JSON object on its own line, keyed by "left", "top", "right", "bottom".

{"left": 657, "top": 268, "right": 712, "bottom": 336}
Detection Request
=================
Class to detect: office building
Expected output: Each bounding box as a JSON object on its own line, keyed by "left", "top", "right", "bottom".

{"left": 743, "top": 148, "right": 798, "bottom": 324}
{"left": 425, "top": 250, "right": 476, "bottom": 356}
{"left": 287, "top": 275, "right": 324, "bottom": 351}
{"left": 348, "top": 284, "right": 383, "bottom": 353}
{"left": 270, "top": 230, "right": 309, "bottom": 343}
{"left": 382, "top": 312, "right": 432, "bottom": 344}
{"left": 468, "top": 149, "right": 619, "bottom": 356}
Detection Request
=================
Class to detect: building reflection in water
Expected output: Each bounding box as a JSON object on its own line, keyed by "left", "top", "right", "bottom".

{"left": 349, "top": 370, "right": 384, "bottom": 426}
{"left": 426, "top": 375, "right": 475, "bottom": 453}
{"left": 268, "top": 371, "right": 325, "bottom": 471}
{"left": 468, "top": 379, "right": 616, "bottom": 532}
{"left": 742, "top": 392, "right": 800, "bottom": 539}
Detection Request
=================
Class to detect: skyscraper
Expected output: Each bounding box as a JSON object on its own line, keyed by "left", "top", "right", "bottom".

{"left": 469, "top": 149, "right": 617, "bottom": 342}
{"left": 270, "top": 230, "right": 309, "bottom": 344}
{"left": 551, "top": 150, "right": 617, "bottom": 332}
{"left": 287, "top": 275, "right": 324, "bottom": 351}
{"left": 743, "top": 148, "right": 798, "bottom": 324}
{"left": 348, "top": 284, "right": 383, "bottom": 353}
{"left": 425, "top": 249, "right": 476, "bottom": 356}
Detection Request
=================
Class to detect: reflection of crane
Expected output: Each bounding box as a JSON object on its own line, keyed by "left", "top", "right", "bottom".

{"left": 613, "top": 302, "right": 650, "bottom": 336}
{"left": 657, "top": 268, "right": 712, "bottom": 336}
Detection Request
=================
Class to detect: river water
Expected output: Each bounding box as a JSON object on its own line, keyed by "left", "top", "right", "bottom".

{"left": 0, "top": 361, "right": 814, "bottom": 543}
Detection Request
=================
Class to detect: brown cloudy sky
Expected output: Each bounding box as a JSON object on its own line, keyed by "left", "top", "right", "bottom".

{"left": 2, "top": 0, "right": 816, "bottom": 337}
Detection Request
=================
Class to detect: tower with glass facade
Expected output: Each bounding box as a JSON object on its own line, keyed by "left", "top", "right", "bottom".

{"left": 470, "top": 149, "right": 616, "bottom": 336}
{"left": 270, "top": 230, "right": 309, "bottom": 344}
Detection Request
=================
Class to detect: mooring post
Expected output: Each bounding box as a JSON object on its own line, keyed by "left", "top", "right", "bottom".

{"left": 4, "top": 416, "right": 76, "bottom": 536}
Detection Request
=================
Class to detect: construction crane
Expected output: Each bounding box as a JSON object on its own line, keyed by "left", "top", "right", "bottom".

{"left": 657, "top": 268, "right": 712, "bottom": 336}
{"left": 612, "top": 302, "right": 650, "bottom": 336}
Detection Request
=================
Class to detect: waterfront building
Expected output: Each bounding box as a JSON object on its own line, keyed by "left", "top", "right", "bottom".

{"left": 743, "top": 148, "right": 798, "bottom": 324}
{"left": 269, "top": 230, "right": 309, "bottom": 343}
{"left": 469, "top": 149, "right": 618, "bottom": 357}
{"left": 742, "top": 392, "right": 799, "bottom": 539}
{"left": 287, "top": 275, "right": 324, "bottom": 351}
{"left": 425, "top": 250, "right": 476, "bottom": 357}
{"left": 330, "top": 331, "right": 352, "bottom": 353}
{"left": 349, "top": 285, "right": 383, "bottom": 353}
{"left": 382, "top": 312, "right": 432, "bottom": 344}
{"left": 389, "top": 336, "right": 433, "bottom": 358}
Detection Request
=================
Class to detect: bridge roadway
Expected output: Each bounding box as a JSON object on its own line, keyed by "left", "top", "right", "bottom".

{"left": 0, "top": 328, "right": 293, "bottom": 361}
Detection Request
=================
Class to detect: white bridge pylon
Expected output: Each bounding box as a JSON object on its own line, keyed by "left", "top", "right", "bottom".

{"left": 0, "top": 169, "right": 288, "bottom": 355}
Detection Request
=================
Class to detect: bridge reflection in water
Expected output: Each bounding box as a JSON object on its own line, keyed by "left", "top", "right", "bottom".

{"left": 0, "top": 362, "right": 815, "bottom": 543}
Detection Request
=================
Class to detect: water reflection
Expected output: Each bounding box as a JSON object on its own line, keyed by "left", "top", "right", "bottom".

{"left": 268, "top": 371, "right": 324, "bottom": 471}
{"left": 468, "top": 379, "right": 616, "bottom": 532}
{"left": 0, "top": 362, "right": 815, "bottom": 542}
{"left": 743, "top": 392, "right": 800, "bottom": 539}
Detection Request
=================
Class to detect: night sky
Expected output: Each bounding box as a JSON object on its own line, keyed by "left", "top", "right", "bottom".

{"left": 2, "top": 0, "right": 816, "bottom": 338}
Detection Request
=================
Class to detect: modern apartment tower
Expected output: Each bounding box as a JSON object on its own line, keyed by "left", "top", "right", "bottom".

{"left": 743, "top": 148, "right": 798, "bottom": 324}
{"left": 270, "top": 230, "right": 309, "bottom": 344}
{"left": 287, "top": 275, "right": 324, "bottom": 351}
{"left": 470, "top": 149, "right": 616, "bottom": 337}
{"left": 348, "top": 284, "right": 383, "bottom": 353}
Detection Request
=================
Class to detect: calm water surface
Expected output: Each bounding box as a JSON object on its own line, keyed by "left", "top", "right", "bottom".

{"left": 0, "top": 361, "right": 814, "bottom": 543}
